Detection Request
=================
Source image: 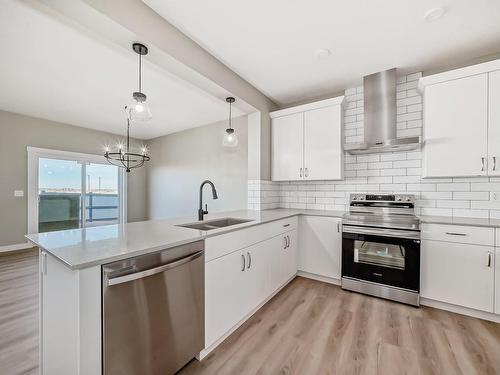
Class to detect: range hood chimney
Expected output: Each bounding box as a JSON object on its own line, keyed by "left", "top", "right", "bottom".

{"left": 344, "top": 68, "right": 421, "bottom": 154}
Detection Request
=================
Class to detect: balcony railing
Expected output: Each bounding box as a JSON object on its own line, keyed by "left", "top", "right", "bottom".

{"left": 38, "top": 192, "right": 119, "bottom": 232}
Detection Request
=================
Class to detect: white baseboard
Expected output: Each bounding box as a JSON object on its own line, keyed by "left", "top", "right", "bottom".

{"left": 297, "top": 270, "right": 341, "bottom": 286}
{"left": 197, "top": 274, "right": 296, "bottom": 360}
{"left": 420, "top": 297, "right": 500, "bottom": 323}
{"left": 0, "top": 242, "right": 33, "bottom": 253}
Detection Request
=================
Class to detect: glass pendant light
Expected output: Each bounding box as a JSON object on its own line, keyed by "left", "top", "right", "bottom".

{"left": 223, "top": 97, "right": 238, "bottom": 147}
{"left": 128, "top": 43, "right": 152, "bottom": 122}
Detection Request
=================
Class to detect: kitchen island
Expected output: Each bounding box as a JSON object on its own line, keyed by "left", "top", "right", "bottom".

{"left": 26, "top": 209, "right": 500, "bottom": 375}
{"left": 26, "top": 208, "right": 344, "bottom": 375}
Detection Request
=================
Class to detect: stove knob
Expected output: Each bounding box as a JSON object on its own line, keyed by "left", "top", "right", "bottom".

{"left": 360, "top": 196, "right": 365, "bottom": 200}
{"left": 406, "top": 197, "right": 412, "bottom": 202}
{"left": 396, "top": 196, "right": 402, "bottom": 201}
{"left": 352, "top": 196, "right": 357, "bottom": 200}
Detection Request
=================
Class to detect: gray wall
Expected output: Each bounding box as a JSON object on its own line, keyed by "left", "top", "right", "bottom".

{"left": 0, "top": 110, "right": 147, "bottom": 246}
{"left": 147, "top": 116, "right": 248, "bottom": 219}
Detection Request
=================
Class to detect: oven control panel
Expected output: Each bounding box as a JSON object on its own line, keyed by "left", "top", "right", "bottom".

{"left": 350, "top": 194, "right": 415, "bottom": 204}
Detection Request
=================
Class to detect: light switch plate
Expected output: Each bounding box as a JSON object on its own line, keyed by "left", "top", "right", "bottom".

{"left": 491, "top": 192, "right": 500, "bottom": 201}
{"left": 14, "top": 190, "right": 24, "bottom": 197}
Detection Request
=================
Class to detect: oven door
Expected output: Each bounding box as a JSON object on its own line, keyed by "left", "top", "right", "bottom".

{"left": 342, "top": 225, "right": 420, "bottom": 292}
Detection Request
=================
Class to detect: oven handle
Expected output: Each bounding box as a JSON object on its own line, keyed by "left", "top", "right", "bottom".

{"left": 342, "top": 225, "right": 420, "bottom": 240}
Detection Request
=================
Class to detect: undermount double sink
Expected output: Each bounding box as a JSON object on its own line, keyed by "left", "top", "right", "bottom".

{"left": 177, "top": 217, "right": 254, "bottom": 231}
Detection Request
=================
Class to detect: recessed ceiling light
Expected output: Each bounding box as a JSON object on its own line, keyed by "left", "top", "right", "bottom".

{"left": 315, "top": 48, "right": 331, "bottom": 60}
{"left": 424, "top": 7, "right": 446, "bottom": 22}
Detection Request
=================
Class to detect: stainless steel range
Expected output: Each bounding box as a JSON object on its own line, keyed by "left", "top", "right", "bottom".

{"left": 341, "top": 193, "right": 421, "bottom": 306}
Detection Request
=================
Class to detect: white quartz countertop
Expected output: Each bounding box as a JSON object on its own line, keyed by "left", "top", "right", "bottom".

{"left": 26, "top": 208, "right": 500, "bottom": 270}
{"left": 26, "top": 209, "right": 344, "bottom": 270}
{"left": 418, "top": 215, "right": 500, "bottom": 228}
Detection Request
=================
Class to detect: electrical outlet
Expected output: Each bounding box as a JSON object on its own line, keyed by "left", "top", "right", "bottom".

{"left": 14, "top": 190, "right": 24, "bottom": 197}
{"left": 491, "top": 192, "right": 500, "bottom": 201}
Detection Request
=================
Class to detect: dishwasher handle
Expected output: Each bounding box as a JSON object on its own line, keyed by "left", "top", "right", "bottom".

{"left": 107, "top": 250, "right": 203, "bottom": 286}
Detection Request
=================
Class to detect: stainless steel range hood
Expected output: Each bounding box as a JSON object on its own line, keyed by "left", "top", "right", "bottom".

{"left": 344, "top": 68, "right": 421, "bottom": 154}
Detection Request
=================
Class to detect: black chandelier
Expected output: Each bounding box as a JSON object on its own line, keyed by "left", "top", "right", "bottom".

{"left": 104, "top": 107, "right": 150, "bottom": 172}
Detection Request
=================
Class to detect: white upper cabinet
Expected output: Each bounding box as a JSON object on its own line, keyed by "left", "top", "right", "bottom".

{"left": 419, "top": 59, "right": 500, "bottom": 178}
{"left": 489, "top": 70, "right": 500, "bottom": 176}
{"left": 422, "top": 74, "right": 488, "bottom": 177}
{"left": 271, "top": 96, "right": 344, "bottom": 181}
{"left": 304, "top": 105, "right": 343, "bottom": 180}
{"left": 271, "top": 112, "right": 304, "bottom": 181}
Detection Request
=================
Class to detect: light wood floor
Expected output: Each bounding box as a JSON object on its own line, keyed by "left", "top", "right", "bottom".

{"left": 0, "top": 249, "right": 38, "bottom": 375}
{"left": 1, "top": 250, "right": 500, "bottom": 375}
{"left": 181, "top": 276, "right": 500, "bottom": 375}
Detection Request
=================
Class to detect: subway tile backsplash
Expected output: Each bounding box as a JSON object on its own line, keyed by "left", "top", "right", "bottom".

{"left": 276, "top": 72, "right": 500, "bottom": 219}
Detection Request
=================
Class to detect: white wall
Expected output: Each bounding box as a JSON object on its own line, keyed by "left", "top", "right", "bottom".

{"left": 147, "top": 116, "right": 248, "bottom": 219}
{"left": 278, "top": 73, "right": 500, "bottom": 219}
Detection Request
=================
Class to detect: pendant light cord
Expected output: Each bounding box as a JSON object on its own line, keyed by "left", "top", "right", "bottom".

{"left": 127, "top": 117, "right": 130, "bottom": 169}
{"left": 229, "top": 100, "right": 232, "bottom": 130}
{"left": 138, "top": 52, "right": 142, "bottom": 93}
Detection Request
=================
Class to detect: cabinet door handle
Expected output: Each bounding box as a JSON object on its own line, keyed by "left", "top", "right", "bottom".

{"left": 247, "top": 252, "right": 251, "bottom": 269}
{"left": 445, "top": 232, "right": 467, "bottom": 236}
{"left": 305, "top": 168, "right": 309, "bottom": 178}
{"left": 287, "top": 235, "right": 290, "bottom": 248}
{"left": 487, "top": 252, "right": 492, "bottom": 267}
{"left": 41, "top": 251, "right": 47, "bottom": 275}
{"left": 493, "top": 156, "right": 497, "bottom": 171}
{"left": 337, "top": 223, "right": 340, "bottom": 233}
{"left": 481, "top": 157, "right": 485, "bottom": 172}
{"left": 241, "top": 254, "right": 246, "bottom": 271}
{"left": 299, "top": 167, "right": 303, "bottom": 178}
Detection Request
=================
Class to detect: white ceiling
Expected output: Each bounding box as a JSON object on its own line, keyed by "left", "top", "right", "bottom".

{"left": 144, "top": 0, "right": 500, "bottom": 106}
{"left": 0, "top": 1, "right": 243, "bottom": 140}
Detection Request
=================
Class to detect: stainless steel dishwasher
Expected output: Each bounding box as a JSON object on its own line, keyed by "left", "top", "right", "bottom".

{"left": 102, "top": 241, "right": 204, "bottom": 375}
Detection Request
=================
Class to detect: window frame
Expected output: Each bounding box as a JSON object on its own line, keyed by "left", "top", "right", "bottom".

{"left": 27, "top": 146, "right": 127, "bottom": 234}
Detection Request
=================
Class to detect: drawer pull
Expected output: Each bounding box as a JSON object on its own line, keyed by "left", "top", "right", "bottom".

{"left": 445, "top": 232, "right": 467, "bottom": 236}
{"left": 283, "top": 223, "right": 290, "bottom": 227}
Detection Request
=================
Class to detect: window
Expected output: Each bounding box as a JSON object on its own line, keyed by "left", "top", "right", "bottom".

{"left": 28, "top": 147, "right": 126, "bottom": 234}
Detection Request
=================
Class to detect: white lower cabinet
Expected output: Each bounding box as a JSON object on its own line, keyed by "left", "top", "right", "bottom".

{"left": 421, "top": 240, "right": 495, "bottom": 312}
{"left": 204, "top": 226, "right": 298, "bottom": 350}
{"left": 205, "top": 249, "right": 247, "bottom": 348}
{"left": 298, "top": 216, "right": 342, "bottom": 280}
{"left": 269, "top": 229, "right": 298, "bottom": 291}
{"left": 496, "top": 247, "right": 500, "bottom": 314}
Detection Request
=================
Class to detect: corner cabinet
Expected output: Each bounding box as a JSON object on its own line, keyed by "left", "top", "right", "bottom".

{"left": 298, "top": 216, "right": 342, "bottom": 281}
{"left": 271, "top": 97, "right": 344, "bottom": 181}
{"left": 418, "top": 60, "right": 500, "bottom": 178}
